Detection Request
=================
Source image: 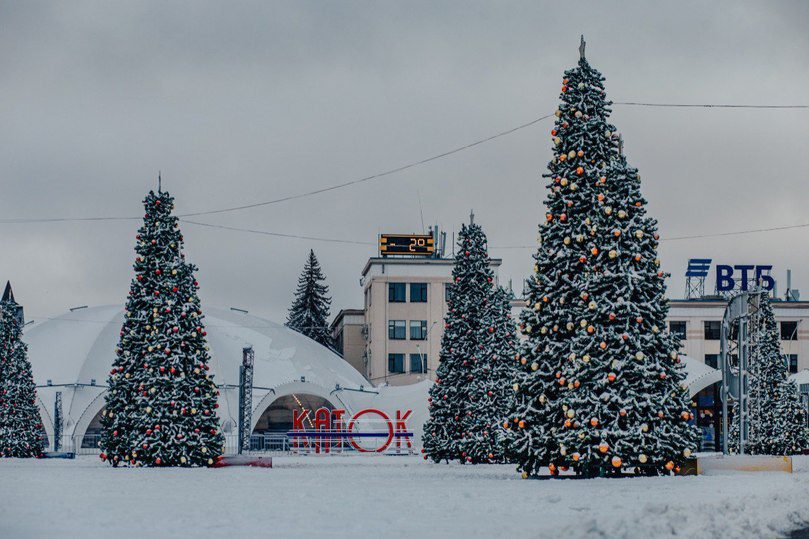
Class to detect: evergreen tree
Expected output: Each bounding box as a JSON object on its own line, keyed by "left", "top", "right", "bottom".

{"left": 286, "top": 250, "right": 334, "bottom": 350}
{"left": 0, "top": 283, "right": 46, "bottom": 457}
{"left": 461, "top": 285, "right": 518, "bottom": 463}
{"left": 734, "top": 295, "right": 808, "bottom": 455}
{"left": 100, "top": 189, "right": 223, "bottom": 467}
{"left": 506, "top": 39, "right": 697, "bottom": 477}
{"left": 423, "top": 218, "right": 495, "bottom": 463}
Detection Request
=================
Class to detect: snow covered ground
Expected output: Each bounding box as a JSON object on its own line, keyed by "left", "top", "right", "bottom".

{"left": 2, "top": 455, "right": 808, "bottom": 539}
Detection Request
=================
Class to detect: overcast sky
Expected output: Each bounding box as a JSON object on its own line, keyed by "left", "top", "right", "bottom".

{"left": 1, "top": 1, "right": 808, "bottom": 325}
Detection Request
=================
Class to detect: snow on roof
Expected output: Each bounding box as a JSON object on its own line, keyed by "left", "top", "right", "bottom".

{"left": 25, "top": 305, "right": 370, "bottom": 439}
{"left": 680, "top": 355, "right": 722, "bottom": 397}
{"left": 790, "top": 369, "right": 809, "bottom": 386}
{"left": 26, "top": 304, "right": 369, "bottom": 390}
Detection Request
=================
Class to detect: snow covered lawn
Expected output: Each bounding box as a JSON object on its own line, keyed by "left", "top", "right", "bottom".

{"left": 2, "top": 455, "right": 808, "bottom": 538}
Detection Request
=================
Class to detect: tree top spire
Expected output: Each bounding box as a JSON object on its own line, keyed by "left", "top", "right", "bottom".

{"left": 579, "top": 35, "right": 586, "bottom": 60}
{"left": 2, "top": 280, "right": 15, "bottom": 304}
{"left": 469, "top": 209, "right": 475, "bottom": 225}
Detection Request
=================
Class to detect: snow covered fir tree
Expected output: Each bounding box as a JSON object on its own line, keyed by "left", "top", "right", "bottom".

{"left": 423, "top": 216, "right": 513, "bottom": 464}
{"left": 731, "top": 294, "right": 808, "bottom": 455}
{"left": 0, "top": 282, "right": 46, "bottom": 458}
{"left": 286, "top": 249, "right": 334, "bottom": 350}
{"left": 461, "top": 285, "right": 518, "bottom": 463}
{"left": 100, "top": 188, "right": 223, "bottom": 467}
{"left": 506, "top": 38, "right": 698, "bottom": 477}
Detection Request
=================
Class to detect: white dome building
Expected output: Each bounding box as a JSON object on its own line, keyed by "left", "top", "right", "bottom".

{"left": 26, "top": 305, "right": 428, "bottom": 454}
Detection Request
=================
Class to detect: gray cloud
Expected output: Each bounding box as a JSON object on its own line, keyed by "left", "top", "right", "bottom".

{"left": 1, "top": 0, "right": 807, "bottom": 323}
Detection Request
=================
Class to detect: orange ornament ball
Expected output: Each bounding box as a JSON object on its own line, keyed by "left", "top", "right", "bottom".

{"left": 590, "top": 418, "right": 599, "bottom": 427}
{"left": 576, "top": 166, "right": 584, "bottom": 175}
{"left": 577, "top": 150, "right": 584, "bottom": 157}
{"left": 599, "top": 442, "right": 609, "bottom": 453}
{"left": 612, "top": 457, "right": 622, "bottom": 468}
{"left": 518, "top": 420, "right": 526, "bottom": 429}
{"left": 665, "top": 461, "right": 675, "bottom": 471}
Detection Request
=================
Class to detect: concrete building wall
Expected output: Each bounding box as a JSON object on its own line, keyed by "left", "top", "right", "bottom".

{"left": 361, "top": 257, "right": 501, "bottom": 386}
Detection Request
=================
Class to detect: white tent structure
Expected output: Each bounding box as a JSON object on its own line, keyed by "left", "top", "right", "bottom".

{"left": 681, "top": 355, "right": 722, "bottom": 397}
{"left": 25, "top": 305, "right": 428, "bottom": 454}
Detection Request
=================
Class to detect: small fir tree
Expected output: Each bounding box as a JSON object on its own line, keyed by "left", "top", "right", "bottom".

{"left": 286, "top": 250, "right": 334, "bottom": 350}
{"left": 0, "top": 283, "right": 46, "bottom": 457}
{"left": 734, "top": 295, "right": 808, "bottom": 455}
{"left": 506, "top": 38, "right": 698, "bottom": 477}
{"left": 460, "top": 285, "right": 518, "bottom": 463}
{"left": 100, "top": 189, "right": 223, "bottom": 467}
{"left": 423, "top": 217, "right": 495, "bottom": 463}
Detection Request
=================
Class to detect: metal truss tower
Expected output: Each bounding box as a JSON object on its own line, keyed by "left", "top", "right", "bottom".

{"left": 238, "top": 346, "right": 255, "bottom": 454}
{"left": 720, "top": 290, "right": 766, "bottom": 455}
{"left": 53, "top": 391, "right": 63, "bottom": 452}
{"left": 685, "top": 258, "right": 711, "bottom": 299}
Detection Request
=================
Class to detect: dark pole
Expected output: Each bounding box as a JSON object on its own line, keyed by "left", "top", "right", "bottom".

{"left": 237, "top": 346, "right": 255, "bottom": 454}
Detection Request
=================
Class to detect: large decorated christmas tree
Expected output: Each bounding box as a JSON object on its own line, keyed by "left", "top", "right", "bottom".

{"left": 507, "top": 38, "right": 698, "bottom": 477}
{"left": 461, "top": 285, "right": 518, "bottom": 463}
{"left": 423, "top": 216, "right": 496, "bottom": 463}
{"left": 738, "top": 295, "right": 808, "bottom": 455}
{"left": 100, "top": 188, "right": 223, "bottom": 467}
{"left": 0, "top": 283, "right": 46, "bottom": 458}
{"left": 286, "top": 249, "right": 334, "bottom": 349}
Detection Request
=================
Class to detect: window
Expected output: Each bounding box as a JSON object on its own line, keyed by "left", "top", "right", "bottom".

{"left": 388, "top": 283, "right": 406, "bottom": 303}
{"left": 410, "top": 283, "right": 428, "bottom": 302}
{"left": 704, "top": 321, "right": 721, "bottom": 340}
{"left": 388, "top": 320, "right": 406, "bottom": 340}
{"left": 787, "top": 354, "right": 799, "bottom": 374}
{"left": 704, "top": 354, "right": 719, "bottom": 369}
{"left": 781, "top": 321, "right": 798, "bottom": 341}
{"left": 410, "top": 320, "right": 428, "bottom": 340}
{"left": 445, "top": 283, "right": 453, "bottom": 302}
{"left": 410, "top": 353, "right": 427, "bottom": 373}
{"left": 388, "top": 353, "right": 405, "bottom": 373}
{"left": 669, "top": 321, "right": 687, "bottom": 340}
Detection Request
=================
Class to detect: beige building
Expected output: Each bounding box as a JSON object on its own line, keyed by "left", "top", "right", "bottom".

{"left": 330, "top": 308, "right": 366, "bottom": 375}
{"left": 347, "top": 256, "right": 502, "bottom": 386}
{"left": 666, "top": 299, "right": 809, "bottom": 374}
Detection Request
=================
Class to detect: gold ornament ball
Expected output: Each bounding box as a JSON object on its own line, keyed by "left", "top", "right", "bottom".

{"left": 635, "top": 351, "right": 645, "bottom": 361}
{"left": 512, "top": 383, "right": 520, "bottom": 392}
{"left": 635, "top": 230, "right": 644, "bottom": 239}
{"left": 639, "top": 454, "right": 648, "bottom": 464}
{"left": 683, "top": 449, "right": 692, "bottom": 458}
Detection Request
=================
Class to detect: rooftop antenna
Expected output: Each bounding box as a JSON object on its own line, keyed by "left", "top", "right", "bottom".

{"left": 417, "top": 189, "right": 426, "bottom": 234}
{"left": 579, "top": 35, "right": 586, "bottom": 60}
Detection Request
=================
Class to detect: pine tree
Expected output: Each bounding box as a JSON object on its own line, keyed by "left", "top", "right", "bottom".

{"left": 507, "top": 39, "right": 698, "bottom": 477}
{"left": 735, "top": 295, "right": 808, "bottom": 455}
{"left": 286, "top": 250, "right": 334, "bottom": 350}
{"left": 100, "top": 189, "right": 223, "bottom": 467}
{"left": 0, "top": 283, "right": 46, "bottom": 457}
{"left": 460, "top": 285, "right": 518, "bottom": 463}
{"left": 423, "top": 218, "right": 495, "bottom": 463}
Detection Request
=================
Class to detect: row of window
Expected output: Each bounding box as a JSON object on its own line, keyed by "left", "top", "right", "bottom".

{"left": 669, "top": 320, "right": 799, "bottom": 341}
{"left": 704, "top": 353, "right": 798, "bottom": 373}
{"left": 388, "top": 353, "right": 428, "bottom": 374}
{"left": 388, "top": 282, "right": 428, "bottom": 303}
{"left": 388, "top": 320, "right": 428, "bottom": 340}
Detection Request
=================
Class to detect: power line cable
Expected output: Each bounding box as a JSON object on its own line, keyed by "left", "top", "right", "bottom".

{"left": 181, "top": 219, "right": 376, "bottom": 246}
{"left": 614, "top": 102, "right": 809, "bottom": 109}
{"left": 489, "top": 222, "right": 809, "bottom": 250}
{"left": 3, "top": 101, "right": 806, "bottom": 224}
{"left": 0, "top": 114, "right": 554, "bottom": 224}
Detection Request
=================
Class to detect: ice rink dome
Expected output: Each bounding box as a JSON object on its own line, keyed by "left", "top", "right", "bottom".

{"left": 26, "top": 305, "right": 427, "bottom": 453}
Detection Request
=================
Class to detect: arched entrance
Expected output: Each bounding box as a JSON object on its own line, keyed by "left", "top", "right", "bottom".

{"left": 252, "top": 394, "right": 335, "bottom": 433}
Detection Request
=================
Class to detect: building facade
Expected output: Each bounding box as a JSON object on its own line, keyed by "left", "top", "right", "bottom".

{"left": 330, "top": 308, "right": 366, "bottom": 375}
{"left": 357, "top": 256, "right": 502, "bottom": 386}
{"left": 667, "top": 299, "right": 809, "bottom": 374}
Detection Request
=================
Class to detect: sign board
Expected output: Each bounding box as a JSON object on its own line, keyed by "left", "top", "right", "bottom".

{"left": 379, "top": 234, "right": 435, "bottom": 257}
{"left": 287, "top": 407, "right": 413, "bottom": 454}
{"left": 686, "top": 259, "right": 774, "bottom": 292}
